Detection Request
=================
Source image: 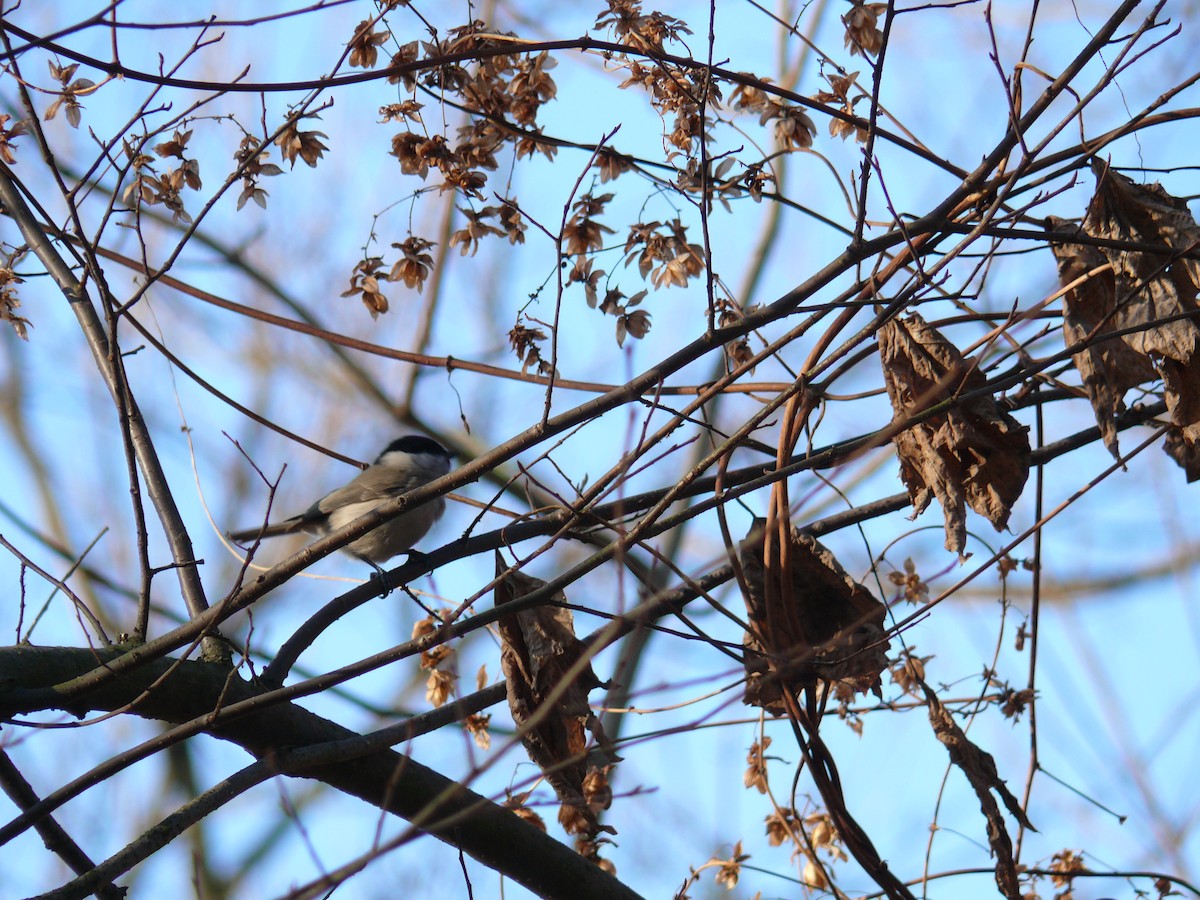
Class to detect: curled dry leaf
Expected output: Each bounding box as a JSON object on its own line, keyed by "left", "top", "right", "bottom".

{"left": 504, "top": 791, "right": 547, "bottom": 832}
{"left": 575, "top": 835, "right": 617, "bottom": 877}
{"left": 1047, "top": 217, "right": 1158, "bottom": 457}
{"left": 924, "top": 685, "right": 1034, "bottom": 900}
{"left": 1161, "top": 360, "right": 1200, "bottom": 482}
{"left": 493, "top": 554, "right": 619, "bottom": 840}
{"left": 879, "top": 312, "right": 1030, "bottom": 555}
{"left": 0, "top": 248, "right": 29, "bottom": 340}
{"left": 1164, "top": 426, "right": 1200, "bottom": 481}
{"left": 743, "top": 736, "right": 770, "bottom": 793}
{"left": 1060, "top": 166, "right": 1200, "bottom": 482}
{"left": 1082, "top": 163, "right": 1200, "bottom": 362}
{"left": 739, "top": 520, "right": 889, "bottom": 714}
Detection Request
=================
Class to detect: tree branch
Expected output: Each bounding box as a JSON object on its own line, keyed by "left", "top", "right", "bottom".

{"left": 0, "top": 646, "right": 639, "bottom": 900}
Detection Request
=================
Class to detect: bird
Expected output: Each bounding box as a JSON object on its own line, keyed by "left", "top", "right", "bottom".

{"left": 228, "top": 435, "right": 452, "bottom": 564}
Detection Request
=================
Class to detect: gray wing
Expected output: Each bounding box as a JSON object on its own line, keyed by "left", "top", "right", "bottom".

{"left": 313, "top": 467, "right": 426, "bottom": 515}
{"left": 229, "top": 469, "right": 391, "bottom": 540}
{"left": 231, "top": 467, "right": 428, "bottom": 543}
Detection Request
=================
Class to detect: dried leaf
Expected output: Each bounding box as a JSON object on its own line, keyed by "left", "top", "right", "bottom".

{"left": 494, "top": 554, "right": 618, "bottom": 838}
{"left": 1162, "top": 356, "right": 1200, "bottom": 453}
{"left": 1164, "top": 424, "right": 1200, "bottom": 482}
{"left": 1083, "top": 162, "right": 1200, "bottom": 361}
{"left": 743, "top": 737, "right": 771, "bottom": 793}
{"left": 879, "top": 312, "right": 1030, "bottom": 555}
{"left": 504, "top": 791, "right": 546, "bottom": 832}
{"left": 1056, "top": 164, "right": 1200, "bottom": 473}
{"left": 1049, "top": 849, "right": 1088, "bottom": 891}
{"left": 0, "top": 249, "right": 30, "bottom": 340}
{"left": 1047, "top": 218, "right": 1157, "bottom": 456}
{"left": 463, "top": 712, "right": 491, "bottom": 750}
{"left": 924, "top": 685, "right": 1034, "bottom": 900}
{"left": 739, "top": 520, "right": 889, "bottom": 714}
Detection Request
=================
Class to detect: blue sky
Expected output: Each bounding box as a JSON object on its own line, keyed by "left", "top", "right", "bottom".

{"left": 1, "top": 2, "right": 1198, "bottom": 898}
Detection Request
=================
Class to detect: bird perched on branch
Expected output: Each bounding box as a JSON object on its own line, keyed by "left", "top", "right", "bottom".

{"left": 229, "top": 435, "right": 452, "bottom": 564}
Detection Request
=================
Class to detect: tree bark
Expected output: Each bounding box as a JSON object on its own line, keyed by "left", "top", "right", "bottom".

{"left": 0, "top": 645, "right": 641, "bottom": 900}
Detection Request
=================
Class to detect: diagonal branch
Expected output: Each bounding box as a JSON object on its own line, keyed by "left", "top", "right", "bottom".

{"left": 0, "top": 750, "right": 125, "bottom": 900}
{"left": 0, "top": 645, "right": 639, "bottom": 900}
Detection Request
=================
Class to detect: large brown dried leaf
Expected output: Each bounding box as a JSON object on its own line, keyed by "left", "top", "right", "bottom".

{"left": 493, "top": 556, "right": 618, "bottom": 838}
{"left": 1083, "top": 162, "right": 1200, "bottom": 361}
{"left": 924, "top": 686, "right": 1034, "bottom": 900}
{"left": 1082, "top": 164, "right": 1200, "bottom": 467}
{"left": 879, "top": 313, "right": 1030, "bottom": 555}
{"left": 739, "top": 520, "right": 889, "bottom": 714}
{"left": 1047, "top": 217, "right": 1157, "bottom": 456}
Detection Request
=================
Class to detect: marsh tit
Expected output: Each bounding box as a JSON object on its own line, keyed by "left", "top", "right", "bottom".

{"left": 229, "top": 436, "right": 452, "bottom": 564}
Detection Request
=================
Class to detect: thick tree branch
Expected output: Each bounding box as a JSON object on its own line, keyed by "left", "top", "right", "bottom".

{"left": 0, "top": 646, "right": 639, "bottom": 900}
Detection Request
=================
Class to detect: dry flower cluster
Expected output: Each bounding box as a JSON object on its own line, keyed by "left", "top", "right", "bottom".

{"left": 413, "top": 610, "right": 460, "bottom": 710}
{"left": 0, "top": 246, "right": 29, "bottom": 340}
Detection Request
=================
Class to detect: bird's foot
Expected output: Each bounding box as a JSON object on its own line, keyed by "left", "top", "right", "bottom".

{"left": 366, "top": 560, "right": 395, "bottom": 596}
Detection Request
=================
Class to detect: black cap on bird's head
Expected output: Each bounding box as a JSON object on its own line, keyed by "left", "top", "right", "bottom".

{"left": 378, "top": 435, "right": 450, "bottom": 461}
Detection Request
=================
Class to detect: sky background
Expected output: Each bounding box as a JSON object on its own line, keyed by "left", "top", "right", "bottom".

{"left": 0, "top": 1, "right": 1198, "bottom": 898}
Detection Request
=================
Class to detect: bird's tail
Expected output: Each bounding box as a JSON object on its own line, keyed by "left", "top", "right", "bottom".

{"left": 228, "top": 517, "right": 305, "bottom": 544}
